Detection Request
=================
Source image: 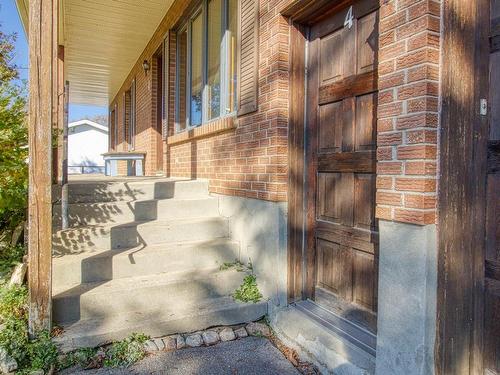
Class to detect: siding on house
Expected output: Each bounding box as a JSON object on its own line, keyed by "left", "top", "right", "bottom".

{"left": 67, "top": 120, "right": 108, "bottom": 174}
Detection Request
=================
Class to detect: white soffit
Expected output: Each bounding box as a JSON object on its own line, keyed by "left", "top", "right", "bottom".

{"left": 63, "top": 0, "right": 173, "bottom": 106}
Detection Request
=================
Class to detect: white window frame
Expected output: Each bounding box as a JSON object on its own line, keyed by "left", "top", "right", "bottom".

{"left": 174, "top": 0, "right": 237, "bottom": 133}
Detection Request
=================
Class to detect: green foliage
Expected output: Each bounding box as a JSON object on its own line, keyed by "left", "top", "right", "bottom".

{"left": 219, "top": 260, "right": 245, "bottom": 272}
{"left": 0, "top": 284, "right": 29, "bottom": 366}
{"left": 26, "top": 331, "right": 58, "bottom": 372}
{"left": 219, "top": 259, "right": 254, "bottom": 273}
{"left": 0, "top": 30, "right": 18, "bottom": 83}
{"left": 0, "top": 26, "right": 28, "bottom": 230}
{"left": 59, "top": 334, "right": 150, "bottom": 371}
{"left": 0, "top": 283, "right": 27, "bottom": 322}
{"left": 0, "top": 285, "right": 58, "bottom": 373}
{"left": 58, "top": 347, "right": 98, "bottom": 370}
{"left": 233, "top": 274, "right": 263, "bottom": 303}
{"left": 103, "top": 333, "right": 149, "bottom": 368}
{"left": 0, "top": 245, "right": 24, "bottom": 280}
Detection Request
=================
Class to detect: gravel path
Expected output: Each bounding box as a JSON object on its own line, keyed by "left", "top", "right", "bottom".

{"left": 60, "top": 336, "right": 301, "bottom": 375}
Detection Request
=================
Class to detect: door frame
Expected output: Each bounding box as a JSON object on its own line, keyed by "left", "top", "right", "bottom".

{"left": 284, "top": 0, "right": 379, "bottom": 303}
{"left": 285, "top": 0, "right": 351, "bottom": 304}
{"left": 436, "top": 0, "right": 489, "bottom": 374}
{"left": 286, "top": 19, "right": 307, "bottom": 302}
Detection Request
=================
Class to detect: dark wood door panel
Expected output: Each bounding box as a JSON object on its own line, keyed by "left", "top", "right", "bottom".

{"left": 306, "top": 0, "right": 379, "bottom": 336}
{"left": 310, "top": 0, "right": 378, "bottom": 40}
{"left": 316, "top": 238, "right": 376, "bottom": 311}
{"left": 315, "top": 220, "right": 377, "bottom": 254}
{"left": 318, "top": 152, "right": 376, "bottom": 173}
{"left": 319, "top": 72, "right": 377, "bottom": 104}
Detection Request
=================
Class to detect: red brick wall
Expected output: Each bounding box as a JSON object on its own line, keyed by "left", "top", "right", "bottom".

{"left": 110, "top": 0, "right": 442, "bottom": 222}
{"left": 110, "top": 0, "right": 291, "bottom": 202}
{"left": 165, "top": 0, "right": 290, "bottom": 201}
{"left": 375, "top": 0, "right": 440, "bottom": 225}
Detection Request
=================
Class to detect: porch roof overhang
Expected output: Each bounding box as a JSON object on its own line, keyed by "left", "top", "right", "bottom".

{"left": 16, "top": 0, "right": 173, "bottom": 107}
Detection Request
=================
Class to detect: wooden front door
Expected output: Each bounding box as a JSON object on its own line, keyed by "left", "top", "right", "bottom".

{"left": 305, "top": 0, "right": 379, "bottom": 332}
{"left": 485, "top": 1, "right": 500, "bottom": 372}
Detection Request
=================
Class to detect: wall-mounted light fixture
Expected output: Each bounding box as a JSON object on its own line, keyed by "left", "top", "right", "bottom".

{"left": 142, "top": 60, "right": 150, "bottom": 74}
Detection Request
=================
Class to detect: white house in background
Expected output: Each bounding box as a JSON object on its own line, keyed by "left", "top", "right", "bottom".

{"left": 68, "top": 120, "right": 108, "bottom": 174}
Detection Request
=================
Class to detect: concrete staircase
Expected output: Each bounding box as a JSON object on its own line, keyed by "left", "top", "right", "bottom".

{"left": 52, "top": 178, "right": 267, "bottom": 352}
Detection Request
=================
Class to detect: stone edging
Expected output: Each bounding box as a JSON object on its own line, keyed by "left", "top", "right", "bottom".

{"left": 143, "top": 322, "right": 271, "bottom": 353}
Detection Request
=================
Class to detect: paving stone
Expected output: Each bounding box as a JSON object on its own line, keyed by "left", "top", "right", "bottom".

{"left": 0, "top": 347, "right": 17, "bottom": 373}
{"left": 162, "top": 336, "right": 177, "bottom": 351}
{"left": 144, "top": 340, "right": 158, "bottom": 352}
{"left": 219, "top": 327, "right": 236, "bottom": 342}
{"left": 202, "top": 330, "right": 219, "bottom": 346}
{"left": 185, "top": 334, "right": 203, "bottom": 347}
{"left": 153, "top": 338, "right": 165, "bottom": 351}
{"left": 234, "top": 327, "right": 248, "bottom": 338}
{"left": 176, "top": 335, "right": 186, "bottom": 349}
{"left": 246, "top": 322, "right": 271, "bottom": 337}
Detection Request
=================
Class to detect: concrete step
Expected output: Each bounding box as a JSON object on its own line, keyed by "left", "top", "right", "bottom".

{"left": 60, "top": 179, "right": 209, "bottom": 204}
{"left": 53, "top": 269, "right": 250, "bottom": 324}
{"left": 53, "top": 238, "right": 240, "bottom": 289}
{"left": 53, "top": 197, "right": 219, "bottom": 227}
{"left": 52, "top": 217, "right": 229, "bottom": 255}
{"left": 53, "top": 296, "right": 268, "bottom": 352}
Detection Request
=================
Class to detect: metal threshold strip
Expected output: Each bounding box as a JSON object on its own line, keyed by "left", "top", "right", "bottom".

{"left": 294, "top": 299, "right": 377, "bottom": 357}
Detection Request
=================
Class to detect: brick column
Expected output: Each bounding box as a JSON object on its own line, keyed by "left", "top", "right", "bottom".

{"left": 376, "top": 0, "right": 440, "bottom": 225}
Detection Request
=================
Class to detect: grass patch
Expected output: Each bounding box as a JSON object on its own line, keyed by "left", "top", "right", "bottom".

{"left": 233, "top": 274, "right": 263, "bottom": 303}
{"left": 104, "top": 333, "right": 149, "bottom": 368}
{"left": 219, "top": 260, "right": 245, "bottom": 272}
{"left": 58, "top": 333, "right": 150, "bottom": 370}
{"left": 58, "top": 347, "right": 99, "bottom": 370}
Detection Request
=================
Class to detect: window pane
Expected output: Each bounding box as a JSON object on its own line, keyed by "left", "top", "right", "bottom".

{"left": 177, "top": 28, "right": 188, "bottom": 131}
{"left": 227, "top": 0, "right": 238, "bottom": 113}
{"left": 207, "top": 0, "right": 222, "bottom": 120}
{"left": 190, "top": 13, "right": 203, "bottom": 126}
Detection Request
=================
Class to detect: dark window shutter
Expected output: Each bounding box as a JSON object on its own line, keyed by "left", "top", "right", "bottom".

{"left": 237, "top": 0, "right": 259, "bottom": 116}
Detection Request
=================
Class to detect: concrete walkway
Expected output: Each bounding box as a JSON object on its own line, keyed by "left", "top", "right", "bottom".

{"left": 61, "top": 336, "right": 301, "bottom": 375}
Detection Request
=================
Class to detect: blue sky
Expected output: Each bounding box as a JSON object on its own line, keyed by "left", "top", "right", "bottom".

{"left": 0, "top": 0, "right": 108, "bottom": 122}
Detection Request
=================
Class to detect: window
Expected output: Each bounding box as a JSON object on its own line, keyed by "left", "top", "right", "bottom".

{"left": 175, "top": 0, "right": 238, "bottom": 132}
{"left": 190, "top": 12, "right": 203, "bottom": 126}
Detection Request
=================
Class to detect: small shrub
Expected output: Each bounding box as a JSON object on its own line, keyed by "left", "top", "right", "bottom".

{"left": 233, "top": 274, "right": 263, "bottom": 303}
{"left": 26, "top": 331, "right": 58, "bottom": 372}
{"left": 104, "top": 333, "right": 149, "bottom": 368}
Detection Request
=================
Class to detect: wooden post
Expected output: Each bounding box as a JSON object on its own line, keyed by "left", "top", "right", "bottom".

{"left": 436, "top": 0, "right": 489, "bottom": 373}
{"left": 28, "top": 0, "right": 57, "bottom": 334}
{"left": 55, "top": 45, "right": 65, "bottom": 184}
{"left": 61, "top": 81, "right": 69, "bottom": 229}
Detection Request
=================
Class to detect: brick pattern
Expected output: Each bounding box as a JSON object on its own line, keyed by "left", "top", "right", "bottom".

{"left": 376, "top": 0, "right": 440, "bottom": 225}
{"left": 109, "top": 0, "right": 442, "bottom": 220}
{"left": 111, "top": 0, "right": 292, "bottom": 202}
